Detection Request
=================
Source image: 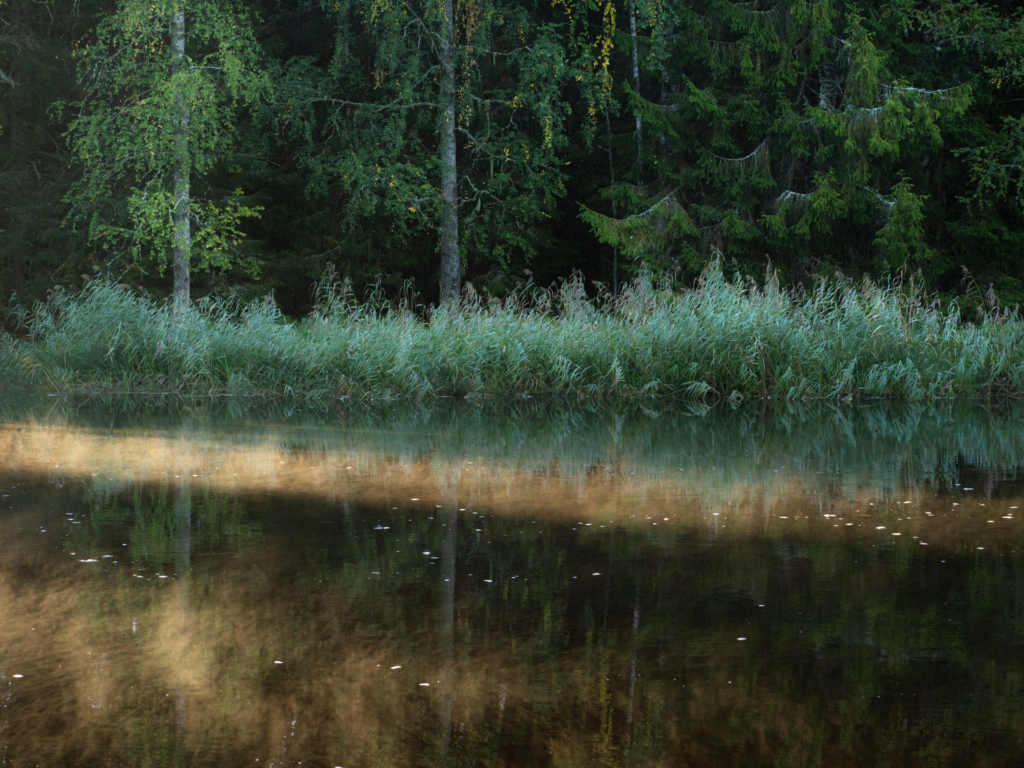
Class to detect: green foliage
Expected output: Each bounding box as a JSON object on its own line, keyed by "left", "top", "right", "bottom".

{"left": 874, "top": 177, "right": 932, "bottom": 267}
{"left": 60, "top": 0, "right": 268, "bottom": 282}
{"left": 3, "top": 0, "right": 1024, "bottom": 308}
{"left": 0, "top": 0, "right": 93, "bottom": 307}
{"left": 907, "top": 0, "right": 1024, "bottom": 206}
{"left": 270, "top": 0, "right": 589, "bottom": 281}
{"left": 583, "top": 0, "right": 972, "bottom": 281}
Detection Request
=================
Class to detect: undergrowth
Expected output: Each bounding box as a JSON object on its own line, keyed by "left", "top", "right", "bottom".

{"left": 2, "top": 266, "right": 1023, "bottom": 401}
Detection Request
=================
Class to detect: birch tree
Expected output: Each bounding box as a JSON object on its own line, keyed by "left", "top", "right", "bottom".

{"left": 63, "top": 0, "right": 267, "bottom": 310}
{"left": 280, "top": 0, "right": 584, "bottom": 304}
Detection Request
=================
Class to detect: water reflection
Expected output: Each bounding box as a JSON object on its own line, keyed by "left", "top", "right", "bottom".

{"left": 0, "top": 400, "right": 1022, "bottom": 766}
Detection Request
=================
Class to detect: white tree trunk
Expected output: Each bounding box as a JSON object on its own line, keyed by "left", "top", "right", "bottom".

{"left": 171, "top": 3, "right": 191, "bottom": 311}
{"left": 437, "top": 0, "right": 460, "bottom": 305}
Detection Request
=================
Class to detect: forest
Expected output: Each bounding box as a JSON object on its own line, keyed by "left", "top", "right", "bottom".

{"left": 2, "top": 0, "right": 1024, "bottom": 314}
{"left": 4, "top": 0, "right": 1024, "bottom": 400}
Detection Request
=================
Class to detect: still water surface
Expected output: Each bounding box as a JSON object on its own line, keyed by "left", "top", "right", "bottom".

{"left": 0, "top": 399, "right": 1022, "bottom": 767}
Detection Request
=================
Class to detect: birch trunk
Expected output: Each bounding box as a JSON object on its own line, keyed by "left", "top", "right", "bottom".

{"left": 437, "top": 0, "right": 460, "bottom": 305}
{"left": 171, "top": 3, "right": 191, "bottom": 311}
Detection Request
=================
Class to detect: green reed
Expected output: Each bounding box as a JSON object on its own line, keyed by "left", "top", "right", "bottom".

{"left": 3, "top": 266, "right": 1024, "bottom": 400}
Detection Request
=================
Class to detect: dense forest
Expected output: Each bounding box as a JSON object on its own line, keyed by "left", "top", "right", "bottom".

{"left": 2, "top": 0, "right": 1023, "bottom": 314}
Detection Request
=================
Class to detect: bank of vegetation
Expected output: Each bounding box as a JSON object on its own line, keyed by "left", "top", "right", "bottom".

{"left": 2, "top": 269, "right": 1023, "bottom": 401}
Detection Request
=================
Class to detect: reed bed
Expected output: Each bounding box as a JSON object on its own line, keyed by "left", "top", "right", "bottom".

{"left": 3, "top": 267, "right": 1024, "bottom": 400}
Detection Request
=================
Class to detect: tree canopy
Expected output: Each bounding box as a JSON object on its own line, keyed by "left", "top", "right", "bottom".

{"left": 2, "top": 0, "right": 1024, "bottom": 310}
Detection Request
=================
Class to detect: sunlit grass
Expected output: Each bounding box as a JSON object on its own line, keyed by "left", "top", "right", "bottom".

{"left": 4, "top": 266, "right": 1024, "bottom": 400}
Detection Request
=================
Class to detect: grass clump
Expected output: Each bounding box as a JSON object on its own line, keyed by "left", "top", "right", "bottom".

{"left": 4, "top": 265, "right": 1024, "bottom": 401}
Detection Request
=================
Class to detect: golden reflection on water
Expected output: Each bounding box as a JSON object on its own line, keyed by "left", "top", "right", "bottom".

{"left": 0, "top": 411, "right": 1023, "bottom": 766}
{"left": 0, "top": 511, "right": 664, "bottom": 767}
{"left": 0, "top": 421, "right": 1021, "bottom": 552}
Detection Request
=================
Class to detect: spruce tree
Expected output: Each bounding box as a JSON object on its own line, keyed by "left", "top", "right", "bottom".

{"left": 582, "top": 0, "right": 971, "bottom": 281}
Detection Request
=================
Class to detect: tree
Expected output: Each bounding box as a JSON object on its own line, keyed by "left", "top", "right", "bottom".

{"left": 63, "top": 0, "right": 267, "bottom": 309}
{"left": 907, "top": 1, "right": 1024, "bottom": 205}
{"left": 1, "top": 0, "right": 44, "bottom": 296}
{"left": 277, "top": 0, "right": 585, "bottom": 304}
{"left": 0, "top": 0, "right": 90, "bottom": 308}
{"left": 581, "top": 0, "right": 971, "bottom": 282}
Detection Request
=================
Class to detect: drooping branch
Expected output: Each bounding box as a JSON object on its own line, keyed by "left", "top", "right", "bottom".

{"left": 773, "top": 189, "right": 812, "bottom": 209}
{"left": 701, "top": 137, "right": 770, "bottom": 174}
{"left": 621, "top": 187, "right": 683, "bottom": 221}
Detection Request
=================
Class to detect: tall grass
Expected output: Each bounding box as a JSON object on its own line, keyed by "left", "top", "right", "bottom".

{"left": 3, "top": 265, "right": 1024, "bottom": 400}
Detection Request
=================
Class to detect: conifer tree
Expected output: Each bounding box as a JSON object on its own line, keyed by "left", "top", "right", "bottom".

{"left": 582, "top": 0, "right": 971, "bottom": 280}
{"left": 910, "top": 0, "right": 1024, "bottom": 208}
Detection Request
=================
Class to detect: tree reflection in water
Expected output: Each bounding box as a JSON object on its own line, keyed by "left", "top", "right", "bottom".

{"left": 0, "top": 400, "right": 1021, "bottom": 766}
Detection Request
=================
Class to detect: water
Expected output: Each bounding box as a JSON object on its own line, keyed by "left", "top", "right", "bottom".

{"left": 0, "top": 399, "right": 1023, "bottom": 767}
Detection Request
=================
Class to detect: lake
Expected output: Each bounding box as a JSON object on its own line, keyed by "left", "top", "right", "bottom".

{"left": 0, "top": 398, "right": 1022, "bottom": 767}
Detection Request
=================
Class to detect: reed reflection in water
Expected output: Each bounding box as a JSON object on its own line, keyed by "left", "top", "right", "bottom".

{"left": 0, "top": 400, "right": 1021, "bottom": 767}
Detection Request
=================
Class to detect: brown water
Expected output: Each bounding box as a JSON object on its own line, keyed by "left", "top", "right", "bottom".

{"left": 0, "top": 399, "right": 1022, "bottom": 767}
